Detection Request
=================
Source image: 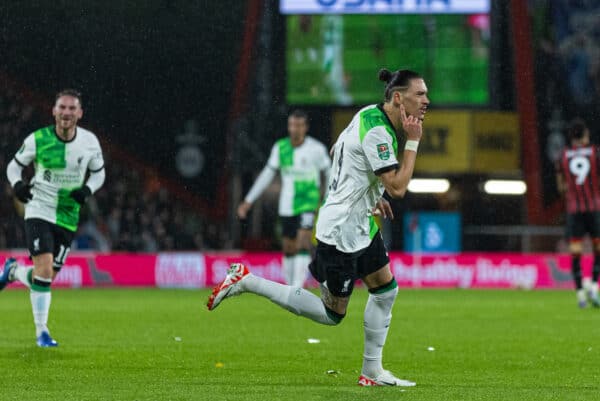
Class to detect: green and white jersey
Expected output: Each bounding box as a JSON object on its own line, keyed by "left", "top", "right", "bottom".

{"left": 266, "top": 136, "right": 331, "bottom": 217}
{"left": 14, "top": 126, "right": 104, "bottom": 232}
{"left": 316, "top": 104, "right": 398, "bottom": 253}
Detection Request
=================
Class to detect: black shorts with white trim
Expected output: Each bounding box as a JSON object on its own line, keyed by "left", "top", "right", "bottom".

{"left": 309, "top": 232, "right": 390, "bottom": 297}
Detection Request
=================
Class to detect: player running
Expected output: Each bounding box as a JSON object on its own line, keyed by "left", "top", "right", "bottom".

{"left": 237, "top": 110, "right": 331, "bottom": 288}
{"left": 557, "top": 118, "right": 600, "bottom": 308}
{"left": 0, "top": 89, "right": 105, "bottom": 346}
{"left": 209, "top": 68, "right": 428, "bottom": 386}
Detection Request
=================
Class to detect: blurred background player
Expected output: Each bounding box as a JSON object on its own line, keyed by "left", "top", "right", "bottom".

{"left": 210, "top": 68, "right": 429, "bottom": 387}
{"left": 237, "top": 110, "right": 331, "bottom": 287}
{"left": 321, "top": 15, "right": 352, "bottom": 105}
{"left": 556, "top": 118, "right": 600, "bottom": 308}
{"left": 0, "top": 89, "right": 105, "bottom": 346}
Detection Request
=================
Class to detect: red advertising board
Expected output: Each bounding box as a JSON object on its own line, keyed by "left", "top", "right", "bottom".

{"left": 0, "top": 251, "right": 582, "bottom": 290}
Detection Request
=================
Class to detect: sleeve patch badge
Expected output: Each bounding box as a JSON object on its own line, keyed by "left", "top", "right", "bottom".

{"left": 377, "top": 143, "right": 390, "bottom": 160}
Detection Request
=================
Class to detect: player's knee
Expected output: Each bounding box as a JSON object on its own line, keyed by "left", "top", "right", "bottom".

{"left": 297, "top": 237, "right": 312, "bottom": 253}
{"left": 32, "top": 254, "right": 53, "bottom": 274}
{"left": 282, "top": 242, "right": 298, "bottom": 256}
{"left": 569, "top": 242, "right": 583, "bottom": 255}
{"left": 33, "top": 266, "right": 54, "bottom": 281}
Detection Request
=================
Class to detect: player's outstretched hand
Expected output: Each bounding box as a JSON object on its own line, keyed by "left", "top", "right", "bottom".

{"left": 237, "top": 201, "right": 252, "bottom": 219}
{"left": 13, "top": 181, "right": 33, "bottom": 203}
{"left": 372, "top": 198, "right": 394, "bottom": 220}
{"left": 70, "top": 186, "right": 92, "bottom": 205}
{"left": 400, "top": 104, "right": 423, "bottom": 141}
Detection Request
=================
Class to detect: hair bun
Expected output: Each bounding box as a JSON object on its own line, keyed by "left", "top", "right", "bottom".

{"left": 378, "top": 68, "right": 393, "bottom": 83}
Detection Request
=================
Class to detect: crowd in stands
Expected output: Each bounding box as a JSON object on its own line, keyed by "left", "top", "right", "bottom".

{"left": 88, "top": 159, "right": 213, "bottom": 252}
{"left": 0, "top": 86, "right": 38, "bottom": 250}
{"left": 0, "top": 83, "right": 225, "bottom": 252}
{"left": 535, "top": 2, "right": 600, "bottom": 123}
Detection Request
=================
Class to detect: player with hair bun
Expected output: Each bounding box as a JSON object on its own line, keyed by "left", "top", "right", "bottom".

{"left": 209, "top": 68, "right": 429, "bottom": 387}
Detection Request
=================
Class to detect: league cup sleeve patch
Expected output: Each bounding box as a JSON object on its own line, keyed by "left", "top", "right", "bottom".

{"left": 363, "top": 127, "right": 398, "bottom": 173}
{"left": 377, "top": 143, "right": 390, "bottom": 160}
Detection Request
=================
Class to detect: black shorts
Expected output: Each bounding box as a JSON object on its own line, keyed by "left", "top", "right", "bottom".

{"left": 309, "top": 232, "right": 390, "bottom": 297}
{"left": 24, "top": 218, "right": 75, "bottom": 271}
{"left": 280, "top": 212, "right": 315, "bottom": 239}
{"left": 566, "top": 212, "right": 600, "bottom": 241}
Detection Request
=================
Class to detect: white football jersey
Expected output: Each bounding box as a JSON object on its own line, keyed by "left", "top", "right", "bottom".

{"left": 14, "top": 126, "right": 104, "bottom": 232}
{"left": 266, "top": 136, "right": 331, "bottom": 216}
{"left": 316, "top": 104, "right": 399, "bottom": 253}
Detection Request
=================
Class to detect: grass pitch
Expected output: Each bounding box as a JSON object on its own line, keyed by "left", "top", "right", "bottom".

{"left": 1, "top": 288, "right": 600, "bottom": 400}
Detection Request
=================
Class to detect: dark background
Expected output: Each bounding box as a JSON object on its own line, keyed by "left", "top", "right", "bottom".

{"left": 0, "top": 0, "right": 246, "bottom": 204}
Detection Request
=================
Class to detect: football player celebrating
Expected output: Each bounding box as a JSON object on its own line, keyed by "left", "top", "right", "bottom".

{"left": 209, "top": 68, "right": 428, "bottom": 386}
{"left": 237, "top": 110, "right": 331, "bottom": 288}
{"left": 1, "top": 89, "right": 105, "bottom": 346}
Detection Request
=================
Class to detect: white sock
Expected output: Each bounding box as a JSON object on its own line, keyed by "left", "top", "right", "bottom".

{"left": 577, "top": 289, "right": 587, "bottom": 303}
{"left": 292, "top": 253, "right": 311, "bottom": 288}
{"left": 31, "top": 275, "right": 52, "bottom": 337}
{"left": 13, "top": 265, "right": 32, "bottom": 288}
{"left": 591, "top": 282, "right": 599, "bottom": 299}
{"left": 282, "top": 256, "right": 294, "bottom": 285}
{"left": 362, "top": 284, "right": 398, "bottom": 378}
{"left": 241, "top": 274, "right": 339, "bottom": 325}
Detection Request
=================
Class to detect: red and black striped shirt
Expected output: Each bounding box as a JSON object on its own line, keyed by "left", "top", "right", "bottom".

{"left": 558, "top": 145, "right": 600, "bottom": 213}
